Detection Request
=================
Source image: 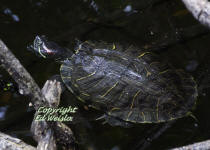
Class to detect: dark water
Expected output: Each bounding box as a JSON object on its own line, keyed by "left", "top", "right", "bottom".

{"left": 0, "top": 0, "right": 210, "bottom": 150}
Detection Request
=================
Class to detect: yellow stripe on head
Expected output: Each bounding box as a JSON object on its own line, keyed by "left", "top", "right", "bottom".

{"left": 38, "top": 46, "right": 46, "bottom": 58}
{"left": 112, "top": 43, "right": 116, "bottom": 50}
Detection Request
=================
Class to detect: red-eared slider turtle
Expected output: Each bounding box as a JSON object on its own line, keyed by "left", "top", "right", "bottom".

{"left": 28, "top": 35, "right": 198, "bottom": 126}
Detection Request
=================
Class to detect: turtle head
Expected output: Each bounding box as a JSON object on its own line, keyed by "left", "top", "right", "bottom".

{"left": 28, "top": 35, "right": 73, "bottom": 61}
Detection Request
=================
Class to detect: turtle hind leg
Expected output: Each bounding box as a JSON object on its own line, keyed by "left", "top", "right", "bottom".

{"left": 96, "top": 114, "right": 133, "bottom": 128}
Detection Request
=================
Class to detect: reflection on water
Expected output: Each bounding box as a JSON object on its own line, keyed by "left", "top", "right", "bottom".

{"left": 3, "top": 8, "right": 20, "bottom": 22}
{"left": 0, "top": 106, "right": 9, "bottom": 120}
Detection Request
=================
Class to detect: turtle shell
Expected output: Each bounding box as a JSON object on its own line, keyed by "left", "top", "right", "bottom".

{"left": 60, "top": 41, "right": 197, "bottom": 124}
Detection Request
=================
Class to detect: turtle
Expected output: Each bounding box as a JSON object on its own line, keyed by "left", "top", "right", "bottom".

{"left": 28, "top": 35, "right": 198, "bottom": 126}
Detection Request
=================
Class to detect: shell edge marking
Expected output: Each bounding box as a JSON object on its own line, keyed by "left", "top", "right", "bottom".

{"left": 101, "top": 82, "right": 119, "bottom": 98}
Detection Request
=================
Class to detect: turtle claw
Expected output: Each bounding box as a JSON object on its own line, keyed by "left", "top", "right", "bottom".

{"left": 102, "top": 120, "right": 108, "bottom": 125}
{"left": 95, "top": 114, "right": 133, "bottom": 127}
{"left": 95, "top": 114, "right": 109, "bottom": 124}
{"left": 95, "top": 114, "right": 106, "bottom": 120}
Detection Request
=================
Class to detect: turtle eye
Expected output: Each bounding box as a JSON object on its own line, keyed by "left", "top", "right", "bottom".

{"left": 34, "top": 36, "right": 43, "bottom": 49}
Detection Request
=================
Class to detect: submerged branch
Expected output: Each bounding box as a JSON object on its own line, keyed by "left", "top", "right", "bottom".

{"left": 182, "top": 0, "right": 210, "bottom": 28}
{"left": 134, "top": 121, "right": 175, "bottom": 150}
{"left": 0, "top": 39, "right": 76, "bottom": 149}
{"left": 0, "top": 132, "right": 36, "bottom": 150}
{"left": 0, "top": 40, "right": 46, "bottom": 110}
{"left": 170, "top": 139, "right": 210, "bottom": 150}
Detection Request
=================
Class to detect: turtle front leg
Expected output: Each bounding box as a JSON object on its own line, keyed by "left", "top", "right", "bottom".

{"left": 96, "top": 114, "right": 133, "bottom": 128}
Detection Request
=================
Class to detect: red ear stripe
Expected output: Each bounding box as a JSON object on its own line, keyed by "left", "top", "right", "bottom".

{"left": 42, "top": 42, "right": 55, "bottom": 54}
